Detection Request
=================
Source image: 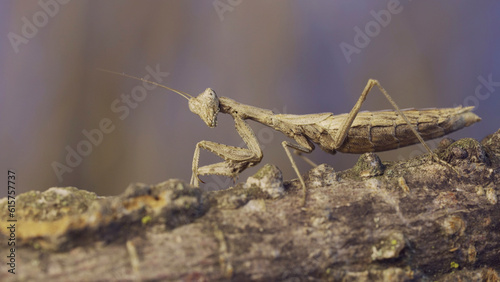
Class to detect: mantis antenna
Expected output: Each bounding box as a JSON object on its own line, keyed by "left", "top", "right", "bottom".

{"left": 97, "top": 68, "right": 193, "bottom": 100}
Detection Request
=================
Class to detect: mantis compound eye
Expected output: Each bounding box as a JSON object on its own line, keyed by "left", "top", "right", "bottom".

{"left": 188, "top": 88, "right": 220, "bottom": 128}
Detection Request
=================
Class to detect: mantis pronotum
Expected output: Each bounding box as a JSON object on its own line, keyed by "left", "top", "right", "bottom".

{"left": 101, "top": 70, "right": 481, "bottom": 206}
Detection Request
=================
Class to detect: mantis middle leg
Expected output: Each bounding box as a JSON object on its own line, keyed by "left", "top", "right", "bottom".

{"left": 281, "top": 138, "right": 314, "bottom": 207}
{"left": 282, "top": 134, "right": 315, "bottom": 207}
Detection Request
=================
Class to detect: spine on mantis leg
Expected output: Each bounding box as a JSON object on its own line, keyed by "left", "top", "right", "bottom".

{"left": 331, "top": 106, "right": 481, "bottom": 154}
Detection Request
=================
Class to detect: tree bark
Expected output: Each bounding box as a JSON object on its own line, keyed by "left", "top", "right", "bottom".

{"left": 1, "top": 129, "right": 500, "bottom": 281}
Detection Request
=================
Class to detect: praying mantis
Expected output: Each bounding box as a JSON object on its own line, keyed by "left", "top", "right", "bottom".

{"left": 101, "top": 70, "right": 481, "bottom": 206}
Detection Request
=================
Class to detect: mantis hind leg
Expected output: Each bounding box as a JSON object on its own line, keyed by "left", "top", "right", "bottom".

{"left": 335, "top": 79, "right": 456, "bottom": 172}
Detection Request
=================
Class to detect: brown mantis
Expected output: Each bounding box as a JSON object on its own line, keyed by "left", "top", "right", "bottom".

{"left": 101, "top": 70, "right": 481, "bottom": 206}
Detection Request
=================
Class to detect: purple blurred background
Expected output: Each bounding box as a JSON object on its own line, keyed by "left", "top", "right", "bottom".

{"left": 1, "top": 1, "right": 499, "bottom": 197}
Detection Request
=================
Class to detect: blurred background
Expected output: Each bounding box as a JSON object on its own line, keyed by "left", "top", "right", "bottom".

{"left": 1, "top": 1, "right": 499, "bottom": 197}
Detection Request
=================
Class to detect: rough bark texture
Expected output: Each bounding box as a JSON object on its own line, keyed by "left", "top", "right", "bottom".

{"left": 1, "top": 129, "right": 500, "bottom": 281}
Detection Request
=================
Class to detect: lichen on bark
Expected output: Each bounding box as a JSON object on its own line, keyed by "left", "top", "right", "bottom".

{"left": 1, "top": 129, "right": 500, "bottom": 281}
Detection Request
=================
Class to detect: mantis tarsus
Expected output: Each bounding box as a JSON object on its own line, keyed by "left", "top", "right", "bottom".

{"left": 101, "top": 70, "right": 481, "bottom": 206}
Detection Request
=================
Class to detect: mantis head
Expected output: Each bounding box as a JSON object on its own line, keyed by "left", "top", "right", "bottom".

{"left": 188, "top": 88, "right": 220, "bottom": 128}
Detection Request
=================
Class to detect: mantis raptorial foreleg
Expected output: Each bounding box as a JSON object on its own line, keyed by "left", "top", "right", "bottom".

{"left": 190, "top": 141, "right": 254, "bottom": 186}
{"left": 190, "top": 116, "right": 263, "bottom": 187}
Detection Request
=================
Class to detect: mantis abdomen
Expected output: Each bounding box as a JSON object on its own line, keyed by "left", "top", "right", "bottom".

{"left": 309, "top": 106, "right": 480, "bottom": 154}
